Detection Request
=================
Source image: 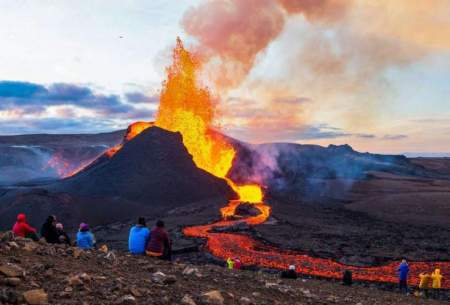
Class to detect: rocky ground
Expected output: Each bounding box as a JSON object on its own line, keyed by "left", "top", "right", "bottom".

{"left": 0, "top": 233, "right": 448, "bottom": 305}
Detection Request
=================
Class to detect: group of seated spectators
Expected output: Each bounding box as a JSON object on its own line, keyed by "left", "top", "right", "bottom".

{"left": 11, "top": 213, "right": 171, "bottom": 260}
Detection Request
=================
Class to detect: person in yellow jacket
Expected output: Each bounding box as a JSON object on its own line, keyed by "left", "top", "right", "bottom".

{"left": 226, "top": 257, "right": 234, "bottom": 270}
{"left": 431, "top": 269, "right": 443, "bottom": 298}
{"left": 418, "top": 272, "right": 431, "bottom": 297}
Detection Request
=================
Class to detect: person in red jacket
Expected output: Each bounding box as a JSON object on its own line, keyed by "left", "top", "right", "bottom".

{"left": 12, "top": 213, "right": 38, "bottom": 240}
{"left": 234, "top": 258, "right": 242, "bottom": 270}
{"left": 146, "top": 220, "right": 171, "bottom": 261}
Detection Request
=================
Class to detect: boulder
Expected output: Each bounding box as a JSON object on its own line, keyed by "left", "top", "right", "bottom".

{"left": 239, "top": 296, "right": 253, "bottom": 305}
{"left": 115, "top": 295, "right": 137, "bottom": 305}
{"left": 181, "top": 294, "right": 197, "bottom": 305}
{"left": 23, "top": 289, "right": 48, "bottom": 305}
{"left": 0, "top": 264, "right": 24, "bottom": 277}
{"left": 5, "top": 277, "right": 21, "bottom": 286}
{"left": 22, "top": 242, "right": 39, "bottom": 252}
{"left": 201, "top": 290, "right": 224, "bottom": 305}
{"left": 151, "top": 271, "right": 167, "bottom": 284}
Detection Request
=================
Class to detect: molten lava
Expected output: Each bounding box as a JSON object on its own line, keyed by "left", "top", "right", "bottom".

{"left": 154, "top": 37, "right": 263, "bottom": 203}
{"left": 105, "top": 121, "right": 154, "bottom": 158}
{"left": 184, "top": 200, "right": 450, "bottom": 288}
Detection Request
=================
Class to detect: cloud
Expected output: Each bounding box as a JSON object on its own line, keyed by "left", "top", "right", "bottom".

{"left": 0, "top": 81, "right": 133, "bottom": 114}
{"left": 125, "top": 92, "right": 159, "bottom": 105}
{"left": 355, "top": 133, "right": 376, "bottom": 139}
{"left": 0, "top": 81, "right": 46, "bottom": 98}
{"left": 0, "top": 80, "right": 157, "bottom": 134}
{"left": 383, "top": 134, "right": 408, "bottom": 141}
{"left": 227, "top": 121, "right": 349, "bottom": 143}
{"left": 297, "top": 124, "right": 350, "bottom": 140}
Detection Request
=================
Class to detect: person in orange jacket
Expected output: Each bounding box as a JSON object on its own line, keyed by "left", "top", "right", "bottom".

{"left": 12, "top": 213, "right": 38, "bottom": 241}
{"left": 431, "top": 269, "right": 443, "bottom": 298}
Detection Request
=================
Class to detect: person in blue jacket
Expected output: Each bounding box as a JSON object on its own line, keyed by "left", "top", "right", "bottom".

{"left": 398, "top": 259, "right": 410, "bottom": 294}
{"left": 76, "top": 223, "right": 95, "bottom": 250}
{"left": 128, "top": 217, "right": 150, "bottom": 255}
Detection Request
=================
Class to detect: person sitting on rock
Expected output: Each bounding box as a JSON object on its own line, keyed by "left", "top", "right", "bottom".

{"left": 40, "top": 215, "right": 60, "bottom": 244}
{"left": 76, "top": 223, "right": 96, "bottom": 250}
{"left": 397, "top": 259, "right": 410, "bottom": 294}
{"left": 281, "top": 265, "right": 298, "bottom": 279}
{"left": 12, "top": 213, "right": 38, "bottom": 241}
{"left": 56, "top": 223, "right": 71, "bottom": 245}
{"left": 146, "top": 220, "right": 171, "bottom": 260}
{"left": 128, "top": 217, "right": 150, "bottom": 255}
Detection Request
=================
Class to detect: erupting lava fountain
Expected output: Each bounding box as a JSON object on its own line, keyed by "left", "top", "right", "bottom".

{"left": 105, "top": 37, "right": 265, "bottom": 208}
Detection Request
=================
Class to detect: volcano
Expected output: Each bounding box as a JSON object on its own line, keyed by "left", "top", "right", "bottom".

{"left": 0, "top": 126, "right": 235, "bottom": 229}
{"left": 53, "top": 126, "right": 234, "bottom": 203}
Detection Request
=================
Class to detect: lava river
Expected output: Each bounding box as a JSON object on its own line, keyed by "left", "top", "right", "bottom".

{"left": 184, "top": 200, "right": 450, "bottom": 289}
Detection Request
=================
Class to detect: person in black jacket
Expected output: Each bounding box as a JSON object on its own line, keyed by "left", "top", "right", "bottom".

{"left": 281, "top": 265, "right": 298, "bottom": 279}
{"left": 40, "top": 215, "right": 59, "bottom": 244}
{"left": 343, "top": 270, "right": 353, "bottom": 286}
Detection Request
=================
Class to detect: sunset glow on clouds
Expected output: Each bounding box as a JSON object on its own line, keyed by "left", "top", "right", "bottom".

{"left": 1, "top": 0, "right": 449, "bottom": 155}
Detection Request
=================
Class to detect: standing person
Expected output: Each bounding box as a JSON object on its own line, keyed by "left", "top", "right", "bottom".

{"left": 76, "top": 223, "right": 95, "bottom": 250}
{"left": 418, "top": 272, "right": 431, "bottom": 297}
{"left": 146, "top": 220, "right": 171, "bottom": 260}
{"left": 431, "top": 269, "right": 443, "bottom": 298}
{"left": 12, "top": 213, "right": 38, "bottom": 241}
{"left": 398, "top": 259, "right": 410, "bottom": 294}
{"left": 55, "top": 223, "right": 71, "bottom": 245}
{"left": 343, "top": 270, "right": 353, "bottom": 286}
{"left": 234, "top": 258, "right": 242, "bottom": 270}
{"left": 40, "top": 215, "right": 59, "bottom": 244}
{"left": 281, "top": 265, "right": 298, "bottom": 279}
{"left": 128, "top": 217, "right": 150, "bottom": 255}
{"left": 226, "top": 258, "right": 234, "bottom": 270}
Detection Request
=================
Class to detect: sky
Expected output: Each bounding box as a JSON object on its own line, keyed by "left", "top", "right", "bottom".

{"left": 1, "top": 0, "right": 449, "bottom": 155}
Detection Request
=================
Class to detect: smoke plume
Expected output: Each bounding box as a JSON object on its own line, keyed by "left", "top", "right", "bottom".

{"left": 182, "top": 0, "right": 450, "bottom": 141}
{"left": 182, "top": 0, "right": 353, "bottom": 90}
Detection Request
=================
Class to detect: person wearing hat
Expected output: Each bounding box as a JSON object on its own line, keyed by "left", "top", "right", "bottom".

{"left": 12, "top": 213, "right": 38, "bottom": 240}
{"left": 76, "top": 223, "right": 95, "bottom": 249}
{"left": 431, "top": 268, "right": 443, "bottom": 298}
{"left": 281, "top": 265, "right": 298, "bottom": 279}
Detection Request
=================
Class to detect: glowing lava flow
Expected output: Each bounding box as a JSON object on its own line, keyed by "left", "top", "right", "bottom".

{"left": 184, "top": 200, "right": 450, "bottom": 288}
